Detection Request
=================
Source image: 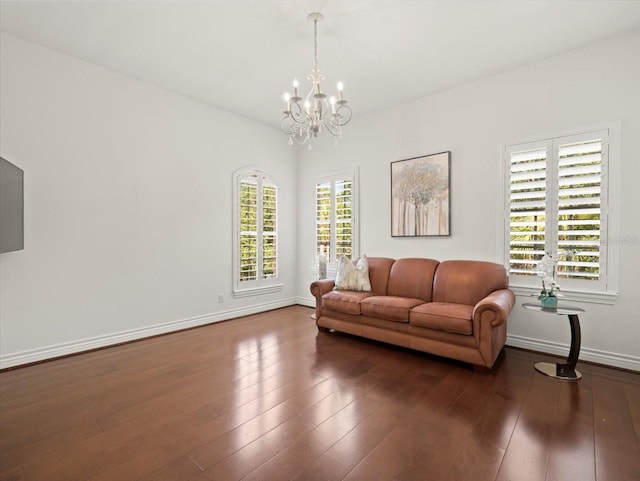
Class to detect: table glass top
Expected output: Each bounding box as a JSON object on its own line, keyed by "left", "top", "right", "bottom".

{"left": 522, "top": 302, "right": 585, "bottom": 315}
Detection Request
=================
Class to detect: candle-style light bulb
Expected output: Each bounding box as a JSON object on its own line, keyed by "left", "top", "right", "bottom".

{"left": 284, "top": 93, "right": 291, "bottom": 112}
{"left": 337, "top": 81, "right": 344, "bottom": 101}
{"left": 330, "top": 96, "right": 337, "bottom": 114}
{"left": 293, "top": 78, "right": 299, "bottom": 97}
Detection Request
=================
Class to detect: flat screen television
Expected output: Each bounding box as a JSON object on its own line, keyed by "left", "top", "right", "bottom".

{"left": 0, "top": 157, "right": 24, "bottom": 253}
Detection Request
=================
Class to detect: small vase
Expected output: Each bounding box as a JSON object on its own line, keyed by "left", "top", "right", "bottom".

{"left": 541, "top": 295, "right": 558, "bottom": 308}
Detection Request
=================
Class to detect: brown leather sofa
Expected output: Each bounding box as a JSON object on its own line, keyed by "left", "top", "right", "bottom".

{"left": 310, "top": 257, "right": 515, "bottom": 369}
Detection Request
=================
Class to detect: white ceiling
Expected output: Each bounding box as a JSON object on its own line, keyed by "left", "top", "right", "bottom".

{"left": 2, "top": 0, "right": 640, "bottom": 129}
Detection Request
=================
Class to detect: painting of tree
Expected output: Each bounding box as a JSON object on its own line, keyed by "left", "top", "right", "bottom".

{"left": 391, "top": 152, "right": 450, "bottom": 236}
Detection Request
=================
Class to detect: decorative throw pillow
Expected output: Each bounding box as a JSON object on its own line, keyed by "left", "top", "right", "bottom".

{"left": 334, "top": 255, "right": 372, "bottom": 291}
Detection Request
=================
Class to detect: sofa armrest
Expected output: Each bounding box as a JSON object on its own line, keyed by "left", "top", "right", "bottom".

{"left": 310, "top": 279, "right": 335, "bottom": 302}
{"left": 472, "top": 289, "right": 515, "bottom": 327}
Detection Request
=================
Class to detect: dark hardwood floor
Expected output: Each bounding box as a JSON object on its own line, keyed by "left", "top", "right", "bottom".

{"left": 1, "top": 305, "right": 639, "bottom": 481}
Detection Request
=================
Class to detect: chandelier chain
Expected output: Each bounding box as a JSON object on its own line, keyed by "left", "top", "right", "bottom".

{"left": 313, "top": 18, "right": 318, "bottom": 69}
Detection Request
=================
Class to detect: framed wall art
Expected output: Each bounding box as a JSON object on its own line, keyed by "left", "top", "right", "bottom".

{"left": 391, "top": 151, "right": 450, "bottom": 237}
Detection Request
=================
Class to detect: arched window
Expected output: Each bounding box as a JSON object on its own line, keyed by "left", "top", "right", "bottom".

{"left": 233, "top": 168, "right": 282, "bottom": 297}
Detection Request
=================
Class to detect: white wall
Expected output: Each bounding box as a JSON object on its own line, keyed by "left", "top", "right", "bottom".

{"left": 0, "top": 33, "right": 298, "bottom": 368}
{"left": 2, "top": 29, "right": 639, "bottom": 371}
{"left": 297, "top": 30, "right": 640, "bottom": 371}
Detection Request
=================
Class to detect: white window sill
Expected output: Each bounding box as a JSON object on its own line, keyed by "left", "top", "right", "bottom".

{"left": 233, "top": 283, "right": 284, "bottom": 299}
{"left": 510, "top": 285, "right": 618, "bottom": 305}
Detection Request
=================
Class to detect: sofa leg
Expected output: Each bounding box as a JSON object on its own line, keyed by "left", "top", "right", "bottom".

{"left": 317, "top": 326, "right": 331, "bottom": 333}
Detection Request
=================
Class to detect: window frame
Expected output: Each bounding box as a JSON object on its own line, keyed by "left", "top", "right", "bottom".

{"left": 232, "top": 167, "right": 283, "bottom": 298}
{"left": 498, "top": 124, "right": 619, "bottom": 304}
{"left": 314, "top": 167, "right": 360, "bottom": 276}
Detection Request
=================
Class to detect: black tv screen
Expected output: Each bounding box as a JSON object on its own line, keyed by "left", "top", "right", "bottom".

{"left": 0, "top": 157, "right": 24, "bottom": 253}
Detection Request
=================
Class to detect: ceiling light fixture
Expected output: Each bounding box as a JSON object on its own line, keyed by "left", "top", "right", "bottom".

{"left": 281, "top": 12, "right": 352, "bottom": 149}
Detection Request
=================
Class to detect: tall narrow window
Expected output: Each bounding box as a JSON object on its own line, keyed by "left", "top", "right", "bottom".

{"left": 233, "top": 168, "right": 281, "bottom": 297}
{"left": 504, "top": 129, "right": 611, "bottom": 292}
{"left": 315, "top": 168, "right": 359, "bottom": 270}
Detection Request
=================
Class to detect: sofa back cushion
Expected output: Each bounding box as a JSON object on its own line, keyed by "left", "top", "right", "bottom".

{"left": 365, "top": 257, "right": 396, "bottom": 295}
{"left": 432, "top": 260, "right": 508, "bottom": 305}
{"left": 387, "top": 258, "right": 440, "bottom": 302}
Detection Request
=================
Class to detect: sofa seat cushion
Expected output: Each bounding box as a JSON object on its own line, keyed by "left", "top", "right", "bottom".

{"left": 409, "top": 302, "right": 474, "bottom": 335}
{"left": 361, "top": 296, "right": 425, "bottom": 322}
{"left": 323, "top": 290, "right": 374, "bottom": 315}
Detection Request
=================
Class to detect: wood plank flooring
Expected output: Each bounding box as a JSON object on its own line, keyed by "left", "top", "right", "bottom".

{"left": 1, "top": 305, "right": 639, "bottom": 481}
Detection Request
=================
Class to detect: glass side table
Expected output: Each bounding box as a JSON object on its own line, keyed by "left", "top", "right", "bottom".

{"left": 522, "top": 302, "right": 585, "bottom": 381}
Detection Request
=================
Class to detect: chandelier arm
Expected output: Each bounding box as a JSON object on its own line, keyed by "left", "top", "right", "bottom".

{"left": 321, "top": 119, "right": 341, "bottom": 137}
{"left": 288, "top": 102, "right": 305, "bottom": 124}
{"left": 282, "top": 116, "right": 306, "bottom": 134}
{"left": 334, "top": 104, "right": 352, "bottom": 127}
{"left": 281, "top": 116, "right": 299, "bottom": 135}
{"left": 282, "top": 118, "right": 310, "bottom": 145}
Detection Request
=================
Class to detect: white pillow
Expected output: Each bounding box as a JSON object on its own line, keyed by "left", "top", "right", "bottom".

{"left": 334, "top": 255, "right": 372, "bottom": 291}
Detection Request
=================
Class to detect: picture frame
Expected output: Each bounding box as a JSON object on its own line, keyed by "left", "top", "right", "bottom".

{"left": 391, "top": 151, "right": 450, "bottom": 237}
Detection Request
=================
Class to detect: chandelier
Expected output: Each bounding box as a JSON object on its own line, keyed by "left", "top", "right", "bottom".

{"left": 281, "top": 12, "right": 352, "bottom": 148}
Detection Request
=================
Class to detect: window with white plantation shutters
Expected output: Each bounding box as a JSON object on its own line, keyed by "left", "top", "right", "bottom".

{"left": 315, "top": 168, "right": 358, "bottom": 270}
{"left": 233, "top": 168, "right": 281, "bottom": 297}
{"left": 505, "top": 129, "right": 610, "bottom": 292}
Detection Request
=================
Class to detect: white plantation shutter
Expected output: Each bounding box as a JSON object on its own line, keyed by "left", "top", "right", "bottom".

{"left": 316, "top": 181, "right": 332, "bottom": 261}
{"left": 239, "top": 178, "right": 258, "bottom": 282}
{"left": 557, "top": 138, "right": 604, "bottom": 281}
{"left": 505, "top": 130, "right": 609, "bottom": 290}
{"left": 508, "top": 146, "right": 547, "bottom": 276}
{"left": 262, "top": 182, "right": 277, "bottom": 279}
{"left": 335, "top": 178, "right": 353, "bottom": 260}
{"left": 315, "top": 168, "right": 358, "bottom": 269}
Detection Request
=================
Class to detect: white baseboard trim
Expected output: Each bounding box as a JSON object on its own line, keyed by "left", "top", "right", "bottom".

{"left": 0, "top": 298, "right": 298, "bottom": 370}
{"left": 295, "top": 296, "right": 315, "bottom": 308}
{"left": 506, "top": 334, "right": 640, "bottom": 372}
